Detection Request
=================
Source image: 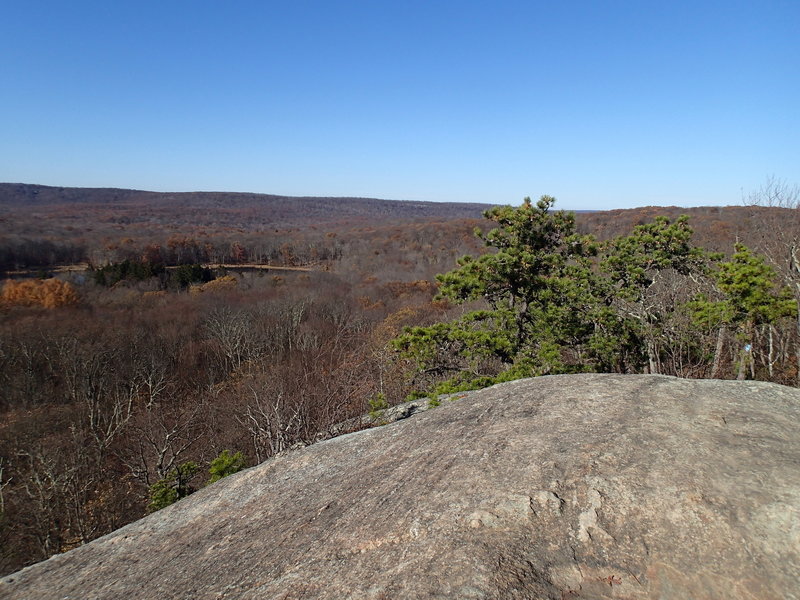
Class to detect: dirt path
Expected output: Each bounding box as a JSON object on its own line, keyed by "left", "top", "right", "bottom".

{"left": 5, "top": 262, "right": 317, "bottom": 277}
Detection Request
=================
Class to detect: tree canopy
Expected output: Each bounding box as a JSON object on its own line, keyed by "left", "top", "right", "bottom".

{"left": 394, "top": 196, "right": 796, "bottom": 395}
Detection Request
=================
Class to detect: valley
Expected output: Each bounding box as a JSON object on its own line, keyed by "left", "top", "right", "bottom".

{"left": 1, "top": 183, "right": 797, "bottom": 575}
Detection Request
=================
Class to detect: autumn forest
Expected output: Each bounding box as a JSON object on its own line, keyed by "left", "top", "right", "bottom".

{"left": 1, "top": 181, "right": 799, "bottom": 574}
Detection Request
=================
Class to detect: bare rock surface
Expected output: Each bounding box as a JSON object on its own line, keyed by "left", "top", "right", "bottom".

{"left": 2, "top": 374, "right": 799, "bottom": 600}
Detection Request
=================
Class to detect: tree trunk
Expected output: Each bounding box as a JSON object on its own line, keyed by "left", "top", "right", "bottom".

{"left": 768, "top": 325, "right": 775, "bottom": 380}
{"left": 795, "top": 305, "right": 800, "bottom": 386}
{"left": 647, "top": 339, "right": 659, "bottom": 375}
{"left": 711, "top": 326, "right": 726, "bottom": 378}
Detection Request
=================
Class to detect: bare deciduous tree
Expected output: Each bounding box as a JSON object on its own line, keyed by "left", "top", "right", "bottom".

{"left": 746, "top": 176, "right": 800, "bottom": 384}
{"left": 119, "top": 396, "right": 208, "bottom": 488}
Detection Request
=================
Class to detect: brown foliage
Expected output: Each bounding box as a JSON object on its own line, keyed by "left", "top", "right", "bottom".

{"left": 1, "top": 278, "right": 79, "bottom": 308}
{"left": 3, "top": 183, "right": 800, "bottom": 576}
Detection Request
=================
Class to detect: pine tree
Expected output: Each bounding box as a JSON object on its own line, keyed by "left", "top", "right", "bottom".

{"left": 601, "top": 216, "right": 708, "bottom": 374}
{"left": 693, "top": 244, "right": 796, "bottom": 379}
{"left": 394, "top": 196, "right": 603, "bottom": 393}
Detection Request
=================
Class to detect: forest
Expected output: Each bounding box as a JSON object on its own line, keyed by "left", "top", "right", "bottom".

{"left": 1, "top": 181, "right": 799, "bottom": 574}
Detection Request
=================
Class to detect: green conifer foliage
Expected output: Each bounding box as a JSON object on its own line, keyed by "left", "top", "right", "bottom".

{"left": 692, "top": 244, "right": 796, "bottom": 378}
{"left": 600, "top": 215, "right": 709, "bottom": 374}
{"left": 207, "top": 450, "right": 246, "bottom": 485}
{"left": 394, "top": 198, "right": 797, "bottom": 391}
{"left": 147, "top": 462, "right": 200, "bottom": 513}
{"left": 394, "top": 196, "right": 604, "bottom": 392}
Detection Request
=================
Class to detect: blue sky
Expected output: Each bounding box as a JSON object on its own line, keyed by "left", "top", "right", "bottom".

{"left": 1, "top": 1, "right": 797, "bottom": 210}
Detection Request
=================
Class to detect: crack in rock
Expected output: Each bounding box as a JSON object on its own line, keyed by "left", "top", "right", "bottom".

{"left": 578, "top": 488, "right": 614, "bottom": 543}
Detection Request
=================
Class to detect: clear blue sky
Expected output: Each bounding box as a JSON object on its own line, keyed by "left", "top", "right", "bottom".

{"left": 1, "top": 1, "right": 797, "bottom": 210}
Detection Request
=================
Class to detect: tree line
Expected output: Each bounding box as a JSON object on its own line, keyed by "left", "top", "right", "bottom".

{"left": 395, "top": 196, "right": 799, "bottom": 395}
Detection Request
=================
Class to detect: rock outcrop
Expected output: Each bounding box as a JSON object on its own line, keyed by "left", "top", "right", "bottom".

{"left": 2, "top": 374, "right": 799, "bottom": 599}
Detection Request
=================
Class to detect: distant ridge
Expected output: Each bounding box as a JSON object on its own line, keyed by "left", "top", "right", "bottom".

{"left": 0, "top": 182, "right": 491, "bottom": 210}
{"left": 0, "top": 182, "right": 778, "bottom": 250}
{"left": 0, "top": 183, "right": 496, "bottom": 230}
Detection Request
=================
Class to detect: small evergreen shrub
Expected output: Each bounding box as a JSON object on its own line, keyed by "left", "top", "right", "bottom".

{"left": 147, "top": 461, "right": 200, "bottom": 513}
{"left": 368, "top": 393, "right": 389, "bottom": 420}
{"left": 207, "top": 450, "right": 246, "bottom": 485}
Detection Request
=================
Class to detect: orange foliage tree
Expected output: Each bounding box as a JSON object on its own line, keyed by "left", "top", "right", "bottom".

{"left": 1, "top": 278, "right": 79, "bottom": 308}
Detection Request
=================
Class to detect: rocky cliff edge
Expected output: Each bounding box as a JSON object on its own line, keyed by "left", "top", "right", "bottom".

{"left": 2, "top": 374, "right": 799, "bottom": 599}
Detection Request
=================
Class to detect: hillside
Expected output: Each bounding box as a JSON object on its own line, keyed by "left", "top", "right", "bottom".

{"left": 0, "top": 182, "right": 784, "bottom": 277}
{"left": 0, "top": 182, "right": 783, "bottom": 251}
{"left": 2, "top": 374, "right": 798, "bottom": 600}
{"left": 0, "top": 183, "right": 492, "bottom": 229}
{"left": 576, "top": 204, "right": 786, "bottom": 251}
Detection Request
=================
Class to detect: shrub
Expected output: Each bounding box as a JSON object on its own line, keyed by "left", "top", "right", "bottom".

{"left": 368, "top": 393, "right": 389, "bottom": 420}
{"left": 207, "top": 450, "right": 246, "bottom": 485}
{"left": 147, "top": 462, "right": 200, "bottom": 512}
